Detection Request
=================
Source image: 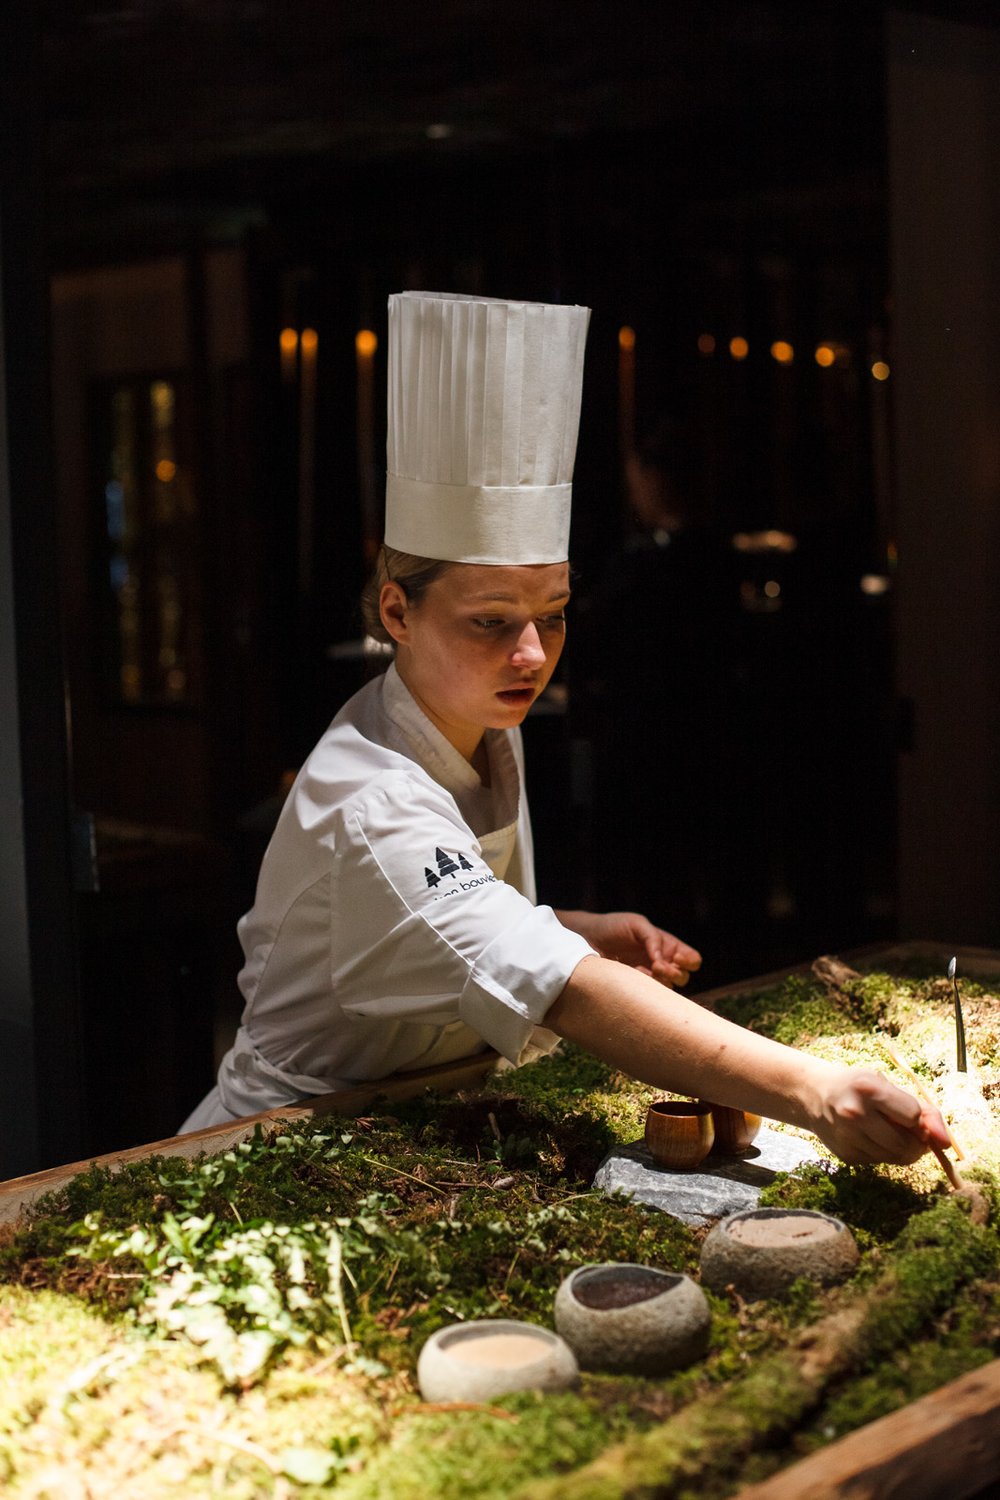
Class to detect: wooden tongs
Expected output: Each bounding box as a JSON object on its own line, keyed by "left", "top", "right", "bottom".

{"left": 878, "top": 1034, "right": 988, "bottom": 1220}
{"left": 877, "top": 1035, "right": 966, "bottom": 1187}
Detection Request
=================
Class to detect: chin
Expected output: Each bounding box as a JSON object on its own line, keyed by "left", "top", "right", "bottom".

{"left": 481, "top": 706, "right": 526, "bottom": 733}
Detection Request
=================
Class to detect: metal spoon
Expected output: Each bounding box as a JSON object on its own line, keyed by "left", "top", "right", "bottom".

{"left": 948, "top": 956, "right": 968, "bottom": 1073}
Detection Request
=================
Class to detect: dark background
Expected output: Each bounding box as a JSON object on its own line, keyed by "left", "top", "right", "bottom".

{"left": 3, "top": 1, "right": 1000, "bottom": 1169}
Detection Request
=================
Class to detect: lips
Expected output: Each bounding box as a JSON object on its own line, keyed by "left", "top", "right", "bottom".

{"left": 496, "top": 686, "right": 536, "bottom": 706}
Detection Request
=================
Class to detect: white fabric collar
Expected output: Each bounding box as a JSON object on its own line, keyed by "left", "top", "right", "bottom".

{"left": 380, "top": 661, "right": 519, "bottom": 835}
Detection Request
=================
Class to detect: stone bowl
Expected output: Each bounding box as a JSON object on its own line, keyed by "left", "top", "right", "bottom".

{"left": 701, "top": 1101, "right": 763, "bottom": 1155}
{"left": 700, "top": 1207, "right": 860, "bottom": 1301}
{"left": 644, "top": 1099, "right": 715, "bottom": 1170}
{"left": 554, "top": 1262, "right": 711, "bottom": 1374}
{"left": 416, "top": 1319, "right": 578, "bottom": 1403}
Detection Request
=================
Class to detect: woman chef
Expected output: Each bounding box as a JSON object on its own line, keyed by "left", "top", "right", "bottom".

{"left": 180, "top": 291, "right": 948, "bottom": 1169}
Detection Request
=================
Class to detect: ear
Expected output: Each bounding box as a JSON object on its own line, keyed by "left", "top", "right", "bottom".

{"left": 379, "top": 581, "right": 410, "bottom": 646}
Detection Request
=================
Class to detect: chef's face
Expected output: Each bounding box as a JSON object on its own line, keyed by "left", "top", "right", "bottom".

{"left": 380, "top": 561, "right": 570, "bottom": 763}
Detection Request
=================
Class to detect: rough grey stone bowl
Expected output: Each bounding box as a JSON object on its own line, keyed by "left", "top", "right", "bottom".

{"left": 554, "top": 1262, "right": 711, "bottom": 1374}
{"left": 417, "top": 1319, "right": 578, "bottom": 1403}
{"left": 700, "top": 1207, "right": 860, "bottom": 1301}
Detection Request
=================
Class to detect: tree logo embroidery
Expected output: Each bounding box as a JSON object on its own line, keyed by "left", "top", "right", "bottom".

{"left": 424, "top": 847, "right": 475, "bottom": 888}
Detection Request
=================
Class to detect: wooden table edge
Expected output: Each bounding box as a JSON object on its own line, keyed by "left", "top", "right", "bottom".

{"left": 731, "top": 1355, "right": 1000, "bottom": 1499}
{"left": 0, "top": 1050, "right": 501, "bottom": 1224}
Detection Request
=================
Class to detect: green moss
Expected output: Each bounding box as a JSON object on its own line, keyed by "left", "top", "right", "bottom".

{"left": 711, "top": 971, "right": 891, "bottom": 1045}
{"left": 513, "top": 1197, "right": 998, "bottom": 1500}
{"left": 395, "top": 1044, "right": 657, "bottom": 1180}
{"left": 2, "top": 965, "right": 999, "bottom": 1496}
{"left": 758, "top": 1162, "right": 935, "bottom": 1248}
{"left": 339, "top": 1391, "right": 627, "bottom": 1500}
{"left": 0, "top": 1284, "right": 384, "bottom": 1496}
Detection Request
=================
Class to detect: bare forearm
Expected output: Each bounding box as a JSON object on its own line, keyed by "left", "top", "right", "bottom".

{"left": 545, "top": 954, "right": 824, "bottom": 1130}
{"left": 546, "top": 956, "right": 952, "bottom": 1167}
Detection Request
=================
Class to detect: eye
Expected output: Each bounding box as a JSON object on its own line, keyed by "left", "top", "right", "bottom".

{"left": 540, "top": 612, "right": 567, "bottom": 629}
{"left": 471, "top": 616, "right": 506, "bottom": 631}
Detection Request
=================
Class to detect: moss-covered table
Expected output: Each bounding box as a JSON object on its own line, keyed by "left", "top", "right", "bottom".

{"left": 1, "top": 942, "right": 998, "bottom": 1498}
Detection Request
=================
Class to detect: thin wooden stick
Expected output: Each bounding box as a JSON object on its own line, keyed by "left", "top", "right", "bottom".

{"left": 931, "top": 1142, "right": 963, "bottom": 1192}
{"left": 877, "top": 1036, "right": 966, "bottom": 1160}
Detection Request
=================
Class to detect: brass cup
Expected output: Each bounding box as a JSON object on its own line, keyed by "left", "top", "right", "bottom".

{"left": 644, "top": 1100, "right": 715, "bottom": 1171}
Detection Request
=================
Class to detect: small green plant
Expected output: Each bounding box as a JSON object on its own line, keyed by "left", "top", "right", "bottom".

{"left": 67, "top": 1209, "right": 362, "bottom": 1386}
{"left": 1, "top": 979, "right": 998, "bottom": 1497}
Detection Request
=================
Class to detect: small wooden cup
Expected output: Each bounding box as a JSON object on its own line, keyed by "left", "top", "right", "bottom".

{"left": 644, "top": 1100, "right": 715, "bottom": 1170}
{"left": 701, "top": 1102, "right": 763, "bottom": 1156}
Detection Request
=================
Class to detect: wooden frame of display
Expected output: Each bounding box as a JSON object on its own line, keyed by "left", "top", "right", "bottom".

{"left": 3, "top": 940, "right": 999, "bottom": 1497}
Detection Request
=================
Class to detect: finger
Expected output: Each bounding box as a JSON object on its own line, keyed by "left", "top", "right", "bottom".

{"left": 652, "top": 932, "right": 702, "bottom": 966}
{"left": 851, "top": 1072, "right": 927, "bottom": 1131}
{"left": 834, "top": 1133, "right": 922, "bottom": 1168}
{"left": 639, "top": 964, "right": 680, "bottom": 989}
{"left": 650, "top": 960, "right": 688, "bottom": 987}
{"left": 651, "top": 932, "right": 700, "bottom": 960}
{"left": 672, "top": 940, "right": 703, "bottom": 970}
{"left": 849, "top": 1112, "right": 929, "bottom": 1164}
{"left": 834, "top": 1079, "right": 929, "bottom": 1163}
{"left": 917, "top": 1104, "right": 953, "bottom": 1150}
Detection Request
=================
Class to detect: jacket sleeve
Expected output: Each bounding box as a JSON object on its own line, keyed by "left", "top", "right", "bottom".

{"left": 328, "top": 772, "right": 595, "bottom": 1064}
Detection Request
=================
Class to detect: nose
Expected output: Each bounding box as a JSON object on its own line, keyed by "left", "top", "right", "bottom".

{"left": 511, "top": 620, "right": 546, "bottom": 668}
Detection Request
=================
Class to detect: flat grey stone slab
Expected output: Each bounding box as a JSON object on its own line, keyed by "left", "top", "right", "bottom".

{"left": 593, "top": 1126, "right": 825, "bottom": 1227}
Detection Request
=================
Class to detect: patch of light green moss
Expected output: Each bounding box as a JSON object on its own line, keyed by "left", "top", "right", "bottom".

{"left": 1, "top": 964, "right": 998, "bottom": 1498}
{"left": 0, "top": 1284, "right": 383, "bottom": 1496}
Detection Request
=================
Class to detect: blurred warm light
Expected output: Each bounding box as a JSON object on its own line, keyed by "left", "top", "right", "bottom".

{"left": 619, "top": 326, "right": 636, "bottom": 351}
{"left": 739, "top": 580, "right": 782, "bottom": 614}
{"left": 887, "top": 540, "right": 899, "bottom": 566}
{"left": 301, "top": 328, "right": 318, "bottom": 356}
{"left": 861, "top": 574, "right": 891, "bottom": 596}
{"left": 280, "top": 328, "right": 298, "bottom": 355}
{"left": 697, "top": 332, "right": 716, "bottom": 355}
{"left": 426, "top": 122, "right": 453, "bottom": 140}
{"left": 816, "top": 342, "right": 852, "bottom": 368}
{"left": 872, "top": 360, "right": 891, "bottom": 381}
{"left": 155, "top": 459, "right": 176, "bottom": 483}
{"left": 151, "top": 381, "right": 174, "bottom": 414}
{"left": 770, "top": 341, "right": 794, "bottom": 364}
{"left": 731, "top": 529, "right": 798, "bottom": 554}
{"left": 729, "top": 336, "right": 749, "bottom": 360}
{"left": 356, "top": 328, "right": 377, "bottom": 358}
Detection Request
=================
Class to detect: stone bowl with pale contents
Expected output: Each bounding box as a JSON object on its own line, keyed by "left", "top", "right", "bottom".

{"left": 416, "top": 1319, "right": 579, "bottom": 1403}
{"left": 699, "top": 1207, "right": 860, "bottom": 1301}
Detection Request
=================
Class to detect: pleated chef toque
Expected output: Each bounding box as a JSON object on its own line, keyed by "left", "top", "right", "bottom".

{"left": 385, "top": 291, "right": 591, "bottom": 564}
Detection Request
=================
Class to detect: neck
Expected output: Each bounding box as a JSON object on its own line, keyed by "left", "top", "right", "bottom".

{"left": 394, "top": 653, "right": 487, "bottom": 773}
{"left": 471, "top": 737, "right": 491, "bottom": 787}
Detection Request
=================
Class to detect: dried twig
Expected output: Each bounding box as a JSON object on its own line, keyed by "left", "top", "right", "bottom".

{"left": 357, "top": 1154, "right": 448, "bottom": 1194}
{"left": 393, "top": 1400, "right": 520, "bottom": 1421}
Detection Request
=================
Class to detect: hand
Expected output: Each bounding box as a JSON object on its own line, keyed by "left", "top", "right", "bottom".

{"left": 554, "top": 909, "right": 702, "bottom": 987}
{"left": 808, "top": 1064, "right": 953, "bottom": 1166}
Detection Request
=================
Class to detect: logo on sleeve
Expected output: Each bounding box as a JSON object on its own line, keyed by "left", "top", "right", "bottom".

{"left": 424, "top": 846, "right": 497, "bottom": 898}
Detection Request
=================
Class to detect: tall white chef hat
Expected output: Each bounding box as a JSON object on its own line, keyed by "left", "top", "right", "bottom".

{"left": 385, "top": 291, "right": 591, "bottom": 565}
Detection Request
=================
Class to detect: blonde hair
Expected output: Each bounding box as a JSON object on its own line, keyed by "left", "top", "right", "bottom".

{"left": 359, "top": 544, "right": 453, "bottom": 647}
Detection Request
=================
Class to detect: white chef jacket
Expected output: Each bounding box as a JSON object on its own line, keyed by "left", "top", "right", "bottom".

{"left": 178, "top": 662, "right": 595, "bottom": 1130}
